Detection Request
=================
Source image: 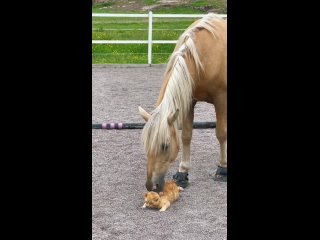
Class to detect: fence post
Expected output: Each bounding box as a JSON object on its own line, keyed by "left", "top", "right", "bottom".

{"left": 148, "top": 11, "right": 153, "bottom": 66}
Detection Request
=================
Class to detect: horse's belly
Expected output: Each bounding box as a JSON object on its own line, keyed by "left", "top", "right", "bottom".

{"left": 193, "top": 86, "right": 215, "bottom": 103}
{"left": 193, "top": 77, "right": 226, "bottom": 103}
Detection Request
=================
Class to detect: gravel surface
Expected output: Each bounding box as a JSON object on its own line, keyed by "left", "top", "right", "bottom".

{"left": 92, "top": 65, "right": 227, "bottom": 240}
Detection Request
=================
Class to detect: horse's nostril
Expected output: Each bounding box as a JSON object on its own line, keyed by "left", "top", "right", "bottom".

{"left": 151, "top": 184, "right": 160, "bottom": 193}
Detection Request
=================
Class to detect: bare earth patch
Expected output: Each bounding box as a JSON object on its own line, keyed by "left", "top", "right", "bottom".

{"left": 92, "top": 65, "right": 227, "bottom": 240}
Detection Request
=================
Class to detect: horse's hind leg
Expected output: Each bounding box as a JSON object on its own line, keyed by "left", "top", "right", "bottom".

{"left": 173, "top": 101, "right": 196, "bottom": 188}
{"left": 213, "top": 93, "right": 227, "bottom": 181}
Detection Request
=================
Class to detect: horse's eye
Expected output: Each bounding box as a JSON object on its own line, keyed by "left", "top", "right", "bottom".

{"left": 161, "top": 144, "right": 169, "bottom": 151}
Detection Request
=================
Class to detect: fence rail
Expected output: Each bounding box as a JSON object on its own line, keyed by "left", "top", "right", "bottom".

{"left": 92, "top": 12, "right": 227, "bottom": 65}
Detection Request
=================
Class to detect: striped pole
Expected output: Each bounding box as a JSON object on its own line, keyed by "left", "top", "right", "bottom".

{"left": 92, "top": 122, "right": 216, "bottom": 130}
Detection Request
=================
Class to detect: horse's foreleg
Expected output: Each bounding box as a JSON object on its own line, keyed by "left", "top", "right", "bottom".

{"left": 173, "top": 102, "right": 195, "bottom": 188}
{"left": 179, "top": 107, "right": 194, "bottom": 172}
{"left": 214, "top": 94, "right": 227, "bottom": 181}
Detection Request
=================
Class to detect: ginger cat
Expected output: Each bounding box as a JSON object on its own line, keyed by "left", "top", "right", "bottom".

{"left": 142, "top": 180, "right": 183, "bottom": 211}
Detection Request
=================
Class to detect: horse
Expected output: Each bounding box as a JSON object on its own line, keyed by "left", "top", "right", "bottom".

{"left": 138, "top": 13, "right": 227, "bottom": 192}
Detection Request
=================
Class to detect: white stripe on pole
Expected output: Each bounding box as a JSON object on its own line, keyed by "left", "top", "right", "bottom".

{"left": 148, "top": 11, "right": 153, "bottom": 66}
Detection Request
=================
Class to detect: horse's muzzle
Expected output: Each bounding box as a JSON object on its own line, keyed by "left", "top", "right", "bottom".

{"left": 145, "top": 181, "right": 153, "bottom": 191}
{"left": 145, "top": 174, "right": 165, "bottom": 192}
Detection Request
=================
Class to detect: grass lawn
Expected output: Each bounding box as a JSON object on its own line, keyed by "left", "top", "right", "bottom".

{"left": 92, "top": 0, "right": 227, "bottom": 64}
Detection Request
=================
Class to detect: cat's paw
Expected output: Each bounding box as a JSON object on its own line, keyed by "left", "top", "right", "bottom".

{"left": 141, "top": 203, "right": 147, "bottom": 209}
{"left": 179, "top": 187, "right": 184, "bottom": 191}
{"left": 159, "top": 208, "right": 166, "bottom": 212}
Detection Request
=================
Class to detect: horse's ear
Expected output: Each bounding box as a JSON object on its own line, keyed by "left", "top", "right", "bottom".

{"left": 138, "top": 106, "right": 151, "bottom": 122}
{"left": 167, "top": 109, "right": 179, "bottom": 125}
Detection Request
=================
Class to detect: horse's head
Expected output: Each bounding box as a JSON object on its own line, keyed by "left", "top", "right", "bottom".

{"left": 139, "top": 106, "right": 180, "bottom": 192}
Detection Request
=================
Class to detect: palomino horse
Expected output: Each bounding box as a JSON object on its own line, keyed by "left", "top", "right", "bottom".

{"left": 139, "top": 13, "right": 227, "bottom": 191}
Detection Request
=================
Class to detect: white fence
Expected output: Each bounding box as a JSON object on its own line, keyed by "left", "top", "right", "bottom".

{"left": 92, "top": 12, "right": 227, "bottom": 65}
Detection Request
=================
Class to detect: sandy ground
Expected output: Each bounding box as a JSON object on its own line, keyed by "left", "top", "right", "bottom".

{"left": 92, "top": 65, "right": 227, "bottom": 240}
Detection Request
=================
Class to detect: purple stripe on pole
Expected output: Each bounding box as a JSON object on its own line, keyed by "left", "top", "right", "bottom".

{"left": 118, "top": 123, "right": 123, "bottom": 129}
{"left": 110, "top": 123, "right": 115, "bottom": 129}
{"left": 102, "top": 123, "right": 107, "bottom": 129}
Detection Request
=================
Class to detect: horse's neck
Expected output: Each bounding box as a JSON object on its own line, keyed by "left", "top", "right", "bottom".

{"left": 156, "top": 40, "right": 185, "bottom": 106}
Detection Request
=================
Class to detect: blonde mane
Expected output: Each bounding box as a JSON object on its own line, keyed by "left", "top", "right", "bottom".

{"left": 141, "top": 13, "right": 224, "bottom": 155}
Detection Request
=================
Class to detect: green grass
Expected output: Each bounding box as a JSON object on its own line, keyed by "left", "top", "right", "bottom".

{"left": 192, "top": 0, "right": 225, "bottom": 8}
{"left": 92, "top": 17, "right": 196, "bottom": 64}
{"left": 92, "top": 1, "right": 117, "bottom": 13}
{"left": 143, "top": 0, "right": 158, "bottom": 5}
{"left": 92, "top": 1, "right": 227, "bottom": 14}
{"left": 150, "top": 6, "right": 203, "bottom": 14}
{"left": 92, "top": 18, "right": 194, "bottom": 41}
{"left": 93, "top": 44, "right": 175, "bottom": 64}
{"left": 92, "top": 0, "right": 227, "bottom": 64}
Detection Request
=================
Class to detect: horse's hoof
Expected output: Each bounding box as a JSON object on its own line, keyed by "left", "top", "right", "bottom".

{"left": 213, "top": 166, "right": 227, "bottom": 182}
{"left": 173, "top": 172, "right": 189, "bottom": 188}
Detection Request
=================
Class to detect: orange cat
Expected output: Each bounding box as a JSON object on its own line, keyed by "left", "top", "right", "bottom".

{"left": 142, "top": 180, "right": 183, "bottom": 211}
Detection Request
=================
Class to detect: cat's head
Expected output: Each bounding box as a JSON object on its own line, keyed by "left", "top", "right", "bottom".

{"left": 144, "top": 191, "right": 161, "bottom": 208}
